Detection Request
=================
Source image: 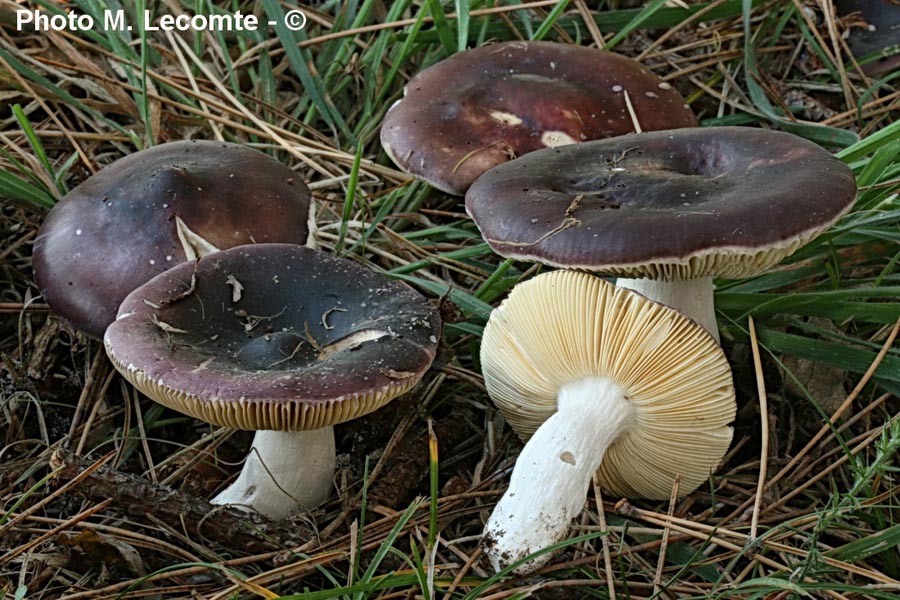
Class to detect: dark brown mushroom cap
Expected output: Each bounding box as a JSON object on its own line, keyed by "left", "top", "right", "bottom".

{"left": 104, "top": 244, "right": 440, "bottom": 431}
{"left": 837, "top": 0, "right": 900, "bottom": 75}
{"left": 466, "top": 127, "right": 857, "bottom": 279}
{"left": 32, "top": 140, "right": 312, "bottom": 339}
{"left": 380, "top": 41, "right": 697, "bottom": 195}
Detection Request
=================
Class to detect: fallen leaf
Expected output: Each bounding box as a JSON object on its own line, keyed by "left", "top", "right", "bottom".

{"left": 226, "top": 275, "right": 243, "bottom": 303}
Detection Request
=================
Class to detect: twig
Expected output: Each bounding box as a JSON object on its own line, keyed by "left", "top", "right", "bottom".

{"left": 763, "top": 415, "right": 900, "bottom": 515}
{"left": 0, "top": 49, "right": 92, "bottom": 176}
{"left": 45, "top": 449, "right": 315, "bottom": 553}
{"left": 637, "top": 0, "right": 730, "bottom": 60}
{"left": 441, "top": 546, "right": 483, "bottom": 600}
{"left": 0, "top": 451, "right": 113, "bottom": 535}
{"left": 167, "top": 33, "right": 336, "bottom": 179}
{"left": 13, "top": 513, "right": 201, "bottom": 563}
{"left": 726, "top": 317, "right": 900, "bottom": 525}
{"left": 622, "top": 89, "right": 642, "bottom": 134}
{"left": 0, "top": 499, "right": 112, "bottom": 564}
{"left": 0, "top": 302, "right": 50, "bottom": 313}
{"left": 592, "top": 476, "right": 616, "bottom": 600}
{"left": 791, "top": 0, "right": 854, "bottom": 109}
{"left": 164, "top": 29, "right": 224, "bottom": 141}
{"left": 654, "top": 475, "right": 680, "bottom": 598}
{"left": 748, "top": 317, "right": 769, "bottom": 542}
{"left": 574, "top": 0, "right": 605, "bottom": 48}
{"left": 65, "top": 351, "right": 108, "bottom": 447}
{"left": 620, "top": 502, "right": 899, "bottom": 586}
{"left": 54, "top": 553, "right": 275, "bottom": 599}
{"left": 132, "top": 392, "right": 157, "bottom": 483}
{"left": 74, "top": 368, "right": 117, "bottom": 456}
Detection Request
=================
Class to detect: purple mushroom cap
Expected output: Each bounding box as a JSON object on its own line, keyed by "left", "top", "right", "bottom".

{"left": 466, "top": 127, "right": 857, "bottom": 279}
{"left": 33, "top": 140, "right": 313, "bottom": 338}
{"left": 381, "top": 41, "right": 697, "bottom": 195}
{"left": 104, "top": 244, "right": 441, "bottom": 431}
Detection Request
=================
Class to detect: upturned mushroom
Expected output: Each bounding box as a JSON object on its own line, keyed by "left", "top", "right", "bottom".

{"left": 381, "top": 40, "right": 696, "bottom": 195}
{"left": 466, "top": 127, "right": 857, "bottom": 340}
{"left": 481, "top": 270, "right": 735, "bottom": 573}
{"left": 33, "top": 140, "right": 316, "bottom": 338}
{"left": 104, "top": 244, "right": 440, "bottom": 518}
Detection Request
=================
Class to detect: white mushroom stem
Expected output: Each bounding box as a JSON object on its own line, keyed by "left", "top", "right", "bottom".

{"left": 484, "top": 377, "right": 635, "bottom": 574}
{"left": 615, "top": 276, "right": 719, "bottom": 342}
{"left": 211, "top": 427, "right": 336, "bottom": 520}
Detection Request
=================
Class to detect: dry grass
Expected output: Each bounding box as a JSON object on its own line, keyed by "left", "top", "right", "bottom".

{"left": 2, "top": 1, "right": 899, "bottom": 598}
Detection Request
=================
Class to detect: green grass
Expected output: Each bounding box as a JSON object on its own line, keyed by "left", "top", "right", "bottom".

{"left": 2, "top": 0, "right": 900, "bottom": 598}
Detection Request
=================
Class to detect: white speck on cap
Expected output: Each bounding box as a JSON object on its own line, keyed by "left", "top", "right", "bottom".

{"left": 541, "top": 131, "right": 577, "bottom": 147}
{"left": 490, "top": 111, "right": 524, "bottom": 126}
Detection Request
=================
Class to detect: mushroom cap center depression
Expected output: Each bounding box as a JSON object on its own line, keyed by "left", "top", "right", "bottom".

{"left": 519, "top": 148, "right": 736, "bottom": 211}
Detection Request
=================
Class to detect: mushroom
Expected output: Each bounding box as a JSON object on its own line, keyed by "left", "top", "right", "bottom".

{"left": 33, "top": 140, "right": 316, "bottom": 339}
{"left": 465, "top": 127, "right": 857, "bottom": 340}
{"left": 380, "top": 40, "right": 696, "bottom": 195}
{"left": 104, "top": 244, "right": 440, "bottom": 518}
{"left": 836, "top": 0, "right": 900, "bottom": 75}
{"left": 481, "top": 269, "right": 735, "bottom": 573}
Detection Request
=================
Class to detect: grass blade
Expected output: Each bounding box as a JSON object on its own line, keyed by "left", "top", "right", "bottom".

{"left": 427, "top": 0, "right": 456, "bottom": 55}
{"left": 455, "top": 0, "right": 470, "bottom": 51}
{"left": 602, "top": 0, "right": 668, "bottom": 50}
{"left": 335, "top": 142, "right": 365, "bottom": 256}
{"left": 532, "top": 0, "right": 572, "bottom": 41}
{"left": 11, "top": 105, "right": 65, "bottom": 196}
{"left": 262, "top": 0, "right": 354, "bottom": 142}
{"left": 0, "top": 170, "right": 57, "bottom": 208}
{"left": 740, "top": 0, "right": 857, "bottom": 147}
{"left": 755, "top": 327, "right": 900, "bottom": 385}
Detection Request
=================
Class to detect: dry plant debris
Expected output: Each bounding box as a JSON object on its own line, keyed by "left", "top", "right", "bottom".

{"left": 1, "top": 1, "right": 899, "bottom": 598}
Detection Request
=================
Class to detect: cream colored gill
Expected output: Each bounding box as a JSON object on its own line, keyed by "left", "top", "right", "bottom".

{"left": 480, "top": 269, "right": 735, "bottom": 500}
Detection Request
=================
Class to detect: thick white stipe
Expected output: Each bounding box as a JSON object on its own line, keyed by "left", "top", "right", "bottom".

{"left": 483, "top": 377, "right": 635, "bottom": 573}
{"left": 211, "top": 427, "right": 336, "bottom": 519}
